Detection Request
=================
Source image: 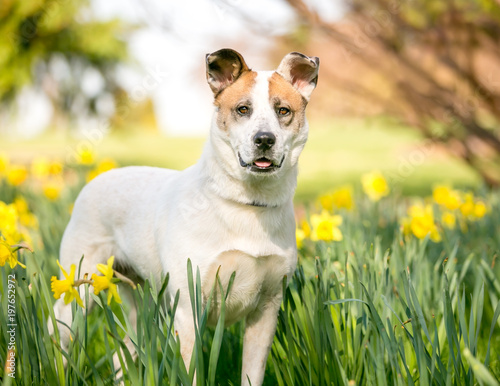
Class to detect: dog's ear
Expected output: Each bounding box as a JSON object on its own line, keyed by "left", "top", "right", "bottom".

{"left": 206, "top": 48, "right": 250, "bottom": 95}
{"left": 277, "top": 52, "right": 319, "bottom": 101}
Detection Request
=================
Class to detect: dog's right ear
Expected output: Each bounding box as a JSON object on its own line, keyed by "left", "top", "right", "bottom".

{"left": 206, "top": 48, "right": 250, "bottom": 96}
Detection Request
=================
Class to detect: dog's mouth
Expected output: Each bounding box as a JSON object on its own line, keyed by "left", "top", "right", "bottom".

{"left": 238, "top": 153, "right": 284, "bottom": 173}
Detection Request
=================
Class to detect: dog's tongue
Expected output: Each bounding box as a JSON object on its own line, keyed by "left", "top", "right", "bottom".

{"left": 254, "top": 159, "right": 272, "bottom": 168}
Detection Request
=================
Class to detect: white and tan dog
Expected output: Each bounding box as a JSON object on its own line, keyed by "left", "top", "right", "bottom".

{"left": 52, "top": 48, "right": 319, "bottom": 385}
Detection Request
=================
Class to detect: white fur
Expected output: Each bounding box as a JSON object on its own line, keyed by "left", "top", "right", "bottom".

{"left": 50, "top": 51, "right": 318, "bottom": 386}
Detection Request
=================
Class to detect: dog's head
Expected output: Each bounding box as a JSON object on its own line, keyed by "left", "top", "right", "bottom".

{"left": 206, "top": 48, "right": 319, "bottom": 180}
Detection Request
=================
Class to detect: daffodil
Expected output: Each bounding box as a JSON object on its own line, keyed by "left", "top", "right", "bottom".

{"left": 473, "top": 201, "right": 487, "bottom": 219}
{"left": 0, "top": 201, "right": 26, "bottom": 244}
{"left": 14, "top": 197, "right": 38, "bottom": 229}
{"left": 361, "top": 171, "right": 389, "bottom": 202}
{"left": 441, "top": 212, "right": 456, "bottom": 230}
{"left": 459, "top": 192, "right": 488, "bottom": 221}
{"left": 0, "top": 201, "right": 18, "bottom": 237}
{"left": 300, "top": 219, "right": 311, "bottom": 238}
{"left": 77, "top": 148, "right": 95, "bottom": 165}
{"left": 91, "top": 256, "right": 122, "bottom": 305}
{"left": 432, "top": 185, "right": 461, "bottom": 210}
{"left": 331, "top": 186, "right": 354, "bottom": 210}
{"left": 7, "top": 165, "right": 28, "bottom": 186}
{"left": 0, "top": 152, "right": 9, "bottom": 177}
{"left": 42, "top": 178, "right": 64, "bottom": 201}
{"left": 31, "top": 156, "right": 50, "bottom": 179}
{"left": 296, "top": 228, "right": 306, "bottom": 249}
{"left": 318, "top": 193, "right": 335, "bottom": 212}
{"left": 51, "top": 261, "right": 84, "bottom": 308}
{"left": 310, "top": 211, "right": 343, "bottom": 242}
{"left": 86, "top": 158, "right": 117, "bottom": 182}
{"left": 404, "top": 204, "right": 441, "bottom": 242}
{"left": 295, "top": 218, "right": 311, "bottom": 249}
{"left": 49, "top": 161, "right": 63, "bottom": 176}
{"left": 460, "top": 192, "right": 475, "bottom": 217}
{"left": 320, "top": 186, "right": 355, "bottom": 211}
{"left": 0, "top": 239, "right": 26, "bottom": 269}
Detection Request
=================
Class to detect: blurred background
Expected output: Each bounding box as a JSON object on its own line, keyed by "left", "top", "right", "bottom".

{"left": 1, "top": 0, "right": 500, "bottom": 201}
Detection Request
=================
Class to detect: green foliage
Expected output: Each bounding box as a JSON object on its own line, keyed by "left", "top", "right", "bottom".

{"left": 0, "top": 172, "right": 499, "bottom": 384}
{"left": 0, "top": 0, "right": 132, "bottom": 120}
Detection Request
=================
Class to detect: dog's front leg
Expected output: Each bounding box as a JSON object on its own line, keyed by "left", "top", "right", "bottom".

{"left": 241, "top": 293, "right": 282, "bottom": 386}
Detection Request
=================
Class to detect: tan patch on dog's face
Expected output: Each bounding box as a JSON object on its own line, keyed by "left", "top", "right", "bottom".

{"left": 214, "top": 71, "right": 258, "bottom": 132}
{"left": 268, "top": 72, "right": 307, "bottom": 133}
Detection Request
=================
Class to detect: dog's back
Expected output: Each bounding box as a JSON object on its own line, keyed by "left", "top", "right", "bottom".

{"left": 60, "top": 166, "right": 178, "bottom": 281}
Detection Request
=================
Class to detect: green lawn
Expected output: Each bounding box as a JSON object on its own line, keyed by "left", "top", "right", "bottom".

{"left": 1, "top": 117, "right": 479, "bottom": 202}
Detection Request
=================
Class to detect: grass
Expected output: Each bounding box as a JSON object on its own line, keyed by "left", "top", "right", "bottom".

{"left": 0, "top": 117, "right": 479, "bottom": 202}
{"left": 0, "top": 155, "right": 499, "bottom": 385}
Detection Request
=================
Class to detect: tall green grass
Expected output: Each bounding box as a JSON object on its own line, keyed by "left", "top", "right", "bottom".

{"left": 0, "top": 183, "right": 499, "bottom": 384}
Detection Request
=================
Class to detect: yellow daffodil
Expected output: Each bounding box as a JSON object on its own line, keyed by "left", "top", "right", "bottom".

{"left": 32, "top": 157, "right": 63, "bottom": 178}
{"left": 91, "top": 256, "right": 122, "bottom": 305}
{"left": 42, "top": 178, "right": 64, "bottom": 201}
{"left": 460, "top": 192, "right": 475, "bottom": 217}
{"left": 31, "top": 156, "right": 50, "bottom": 179}
{"left": 14, "top": 197, "right": 38, "bottom": 229}
{"left": 459, "top": 192, "right": 488, "bottom": 221}
{"left": 331, "top": 186, "right": 354, "bottom": 210}
{"left": 7, "top": 165, "right": 28, "bottom": 186}
{"left": 310, "top": 211, "right": 343, "bottom": 242}
{"left": 77, "top": 148, "right": 95, "bottom": 165}
{"left": 296, "top": 228, "right": 306, "bottom": 249}
{"left": 0, "top": 201, "right": 18, "bottom": 237}
{"left": 0, "top": 239, "right": 26, "bottom": 269}
{"left": 473, "top": 201, "right": 487, "bottom": 219}
{"left": 404, "top": 204, "right": 441, "bottom": 242}
{"left": 51, "top": 261, "right": 84, "bottom": 308}
{"left": 432, "top": 185, "right": 461, "bottom": 210}
{"left": 49, "top": 161, "right": 63, "bottom": 176}
{"left": 318, "top": 193, "right": 335, "bottom": 212}
{"left": 86, "top": 158, "right": 117, "bottom": 182}
{"left": 320, "top": 186, "right": 355, "bottom": 211}
{"left": 13, "top": 196, "right": 28, "bottom": 214}
{"left": 441, "top": 212, "right": 456, "bottom": 230}
{"left": 0, "top": 201, "right": 27, "bottom": 244}
{"left": 361, "top": 171, "right": 389, "bottom": 202}
{"left": 300, "top": 219, "right": 311, "bottom": 238}
{"left": 0, "top": 152, "right": 9, "bottom": 177}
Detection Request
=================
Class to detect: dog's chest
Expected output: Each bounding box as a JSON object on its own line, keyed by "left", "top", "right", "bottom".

{"left": 202, "top": 250, "right": 291, "bottom": 326}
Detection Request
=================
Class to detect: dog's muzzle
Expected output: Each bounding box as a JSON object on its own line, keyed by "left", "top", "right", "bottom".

{"left": 238, "top": 153, "right": 285, "bottom": 173}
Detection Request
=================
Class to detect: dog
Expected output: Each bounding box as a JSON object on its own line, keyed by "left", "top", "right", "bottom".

{"left": 51, "top": 48, "right": 319, "bottom": 385}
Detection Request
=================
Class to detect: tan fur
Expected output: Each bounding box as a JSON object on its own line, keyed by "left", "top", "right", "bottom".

{"left": 214, "top": 71, "right": 258, "bottom": 131}
{"left": 268, "top": 72, "right": 306, "bottom": 132}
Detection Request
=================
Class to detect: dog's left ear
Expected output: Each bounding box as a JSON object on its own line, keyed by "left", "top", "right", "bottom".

{"left": 206, "top": 48, "right": 250, "bottom": 95}
{"left": 277, "top": 52, "right": 319, "bottom": 101}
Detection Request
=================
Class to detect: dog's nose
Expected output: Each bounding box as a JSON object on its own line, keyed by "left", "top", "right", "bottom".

{"left": 253, "top": 132, "right": 276, "bottom": 151}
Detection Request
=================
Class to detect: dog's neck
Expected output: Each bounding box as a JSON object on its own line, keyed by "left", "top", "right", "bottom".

{"left": 198, "top": 141, "right": 297, "bottom": 209}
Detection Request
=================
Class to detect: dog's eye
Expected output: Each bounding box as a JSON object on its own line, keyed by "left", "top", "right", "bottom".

{"left": 237, "top": 106, "right": 250, "bottom": 115}
{"left": 278, "top": 107, "right": 290, "bottom": 116}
